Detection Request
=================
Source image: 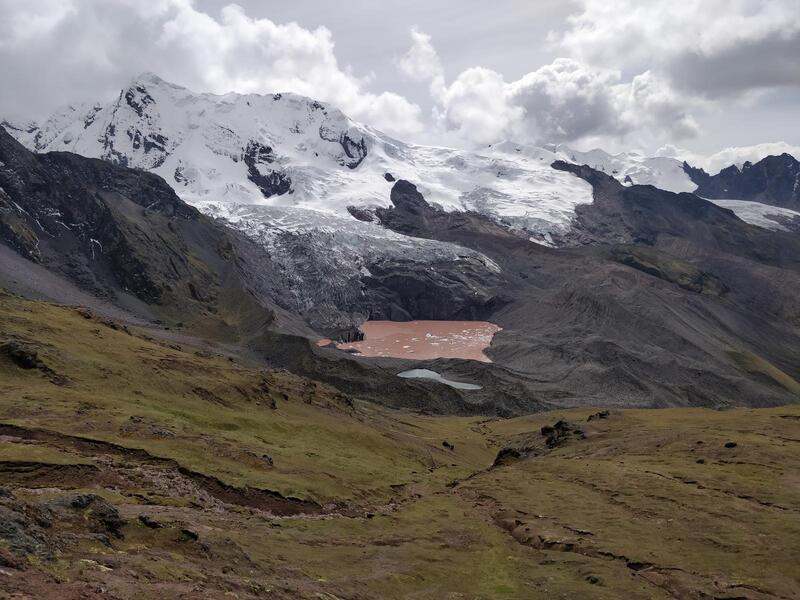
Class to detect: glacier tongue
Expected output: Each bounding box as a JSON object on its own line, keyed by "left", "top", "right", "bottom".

{"left": 704, "top": 199, "right": 800, "bottom": 232}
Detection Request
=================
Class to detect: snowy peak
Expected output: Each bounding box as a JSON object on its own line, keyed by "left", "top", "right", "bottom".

{"left": 8, "top": 73, "right": 800, "bottom": 237}
{"left": 486, "top": 141, "right": 697, "bottom": 193}
{"left": 8, "top": 73, "right": 800, "bottom": 241}
{"left": 4, "top": 74, "right": 601, "bottom": 244}
{"left": 553, "top": 144, "right": 697, "bottom": 193}
{"left": 9, "top": 73, "right": 375, "bottom": 208}
{"left": 688, "top": 152, "right": 800, "bottom": 210}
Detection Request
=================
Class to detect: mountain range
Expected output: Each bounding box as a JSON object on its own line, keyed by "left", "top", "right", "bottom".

{"left": 2, "top": 73, "right": 800, "bottom": 413}
{"left": 6, "top": 73, "right": 800, "bottom": 238}
{"left": 2, "top": 72, "right": 800, "bottom": 599}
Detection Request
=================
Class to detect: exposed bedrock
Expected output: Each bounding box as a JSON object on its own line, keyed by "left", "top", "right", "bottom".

{"left": 227, "top": 198, "right": 507, "bottom": 334}
{"left": 371, "top": 175, "right": 800, "bottom": 410}
{"left": 243, "top": 140, "right": 292, "bottom": 198}
{"left": 361, "top": 256, "right": 507, "bottom": 322}
{"left": 685, "top": 153, "right": 800, "bottom": 209}
{"left": 0, "top": 126, "right": 298, "bottom": 337}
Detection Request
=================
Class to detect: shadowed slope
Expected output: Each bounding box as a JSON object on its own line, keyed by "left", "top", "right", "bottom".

{"left": 373, "top": 176, "right": 800, "bottom": 410}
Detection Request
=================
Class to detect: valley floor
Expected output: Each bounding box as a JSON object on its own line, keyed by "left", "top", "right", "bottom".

{"left": 0, "top": 291, "right": 798, "bottom": 599}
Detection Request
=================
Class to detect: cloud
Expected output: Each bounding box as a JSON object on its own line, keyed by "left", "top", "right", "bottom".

{"left": 1, "top": 1, "right": 796, "bottom": 156}
{"left": 556, "top": 0, "right": 800, "bottom": 97}
{"left": 434, "top": 68, "right": 520, "bottom": 145}
{"left": 0, "top": 0, "right": 75, "bottom": 46}
{"left": 401, "top": 29, "right": 699, "bottom": 149}
{"left": 621, "top": 71, "right": 701, "bottom": 139}
{"left": 509, "top": 58, "right": 625, "bottom": 143}
{"left": 397, "top": 27, "right": 444, "bottom": 86}
{"left": 0, "top": 0, "right": 423, "bottom": 138}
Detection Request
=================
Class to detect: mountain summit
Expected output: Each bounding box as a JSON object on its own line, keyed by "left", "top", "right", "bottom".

{"left": 7, "top": 74, "right": 800, "bottom": 242}
{"left": 4, "top": 73, "right": 701, "bottom": 243}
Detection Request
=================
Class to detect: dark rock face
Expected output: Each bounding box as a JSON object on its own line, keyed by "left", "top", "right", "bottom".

{"left": 492, "top": 447, "right": 524, "bottom": 467}
{"left": 138, "top": 515, "right": 163, "bottom": 529}
{"left": 384, "top": 172, "right": 395, "bottom": 182}
{"left": 682, "top": 161, "right": 709, "bottom": 188}
{"left": 180, "top": 528, "right": 199, "bottom": 542}
{"left": 372, "top": 172, "right": 800, "bottom": 413}
{"left": 0, "top": 127, "right": 200, "bottom": 304}
{"left": 587, "top": 410, "right": 611, "bottom": 422}
{"left": 0, "top": 342, "right": 41, "bottom": 369}
{"left": 244, "top": 140, "right": 275, "bottom": 165}
{"left": 0, "top": 490, "right": 128, "bottom": 561}
{"left": 0, "top": 340, "right": 65, "bottom": 384}
{"left": 124, "top": 84, "right": 156, "bottom": 118}
{"left": 368, "top": 180, "right": 508, "bottom": 321}
{"left": 362, "top": 257, "right": 505, "bottom": 322}
{"left": 686, "top": 153, "right": 800, "bottom": 209}
{"left": 243, "top": 140, "right": 292, "bottom": 198}
{"left": 249, "top": 169, "right": 292, "bottom": 198}
{"left": 552, "top": 159, "right": 800, "bottom": 270}
{"left": 334, "top": 329, "right": 364, "bottom": 343}
{"left": 541, "top": 420, "right": 583, "bottom": 448}
{"left": 125, "top": 128, "right": 168, "bottom": 165}
{"left": 43, "top": 494, "right": 126, "bottom": 539}
{"left": 0, "top": 125, "right": 291, "bottom": 333}
{"left": 339, "top": 133, "right": 367, "bottom": 169}
{"left": 346, "top": 205, "right": 375, "bottom": 222}
{"left": 0, "top": 500, "right": 50, "bottom": 557}
{"left": 387, "top": 180, "right": 430, "bottom": 217}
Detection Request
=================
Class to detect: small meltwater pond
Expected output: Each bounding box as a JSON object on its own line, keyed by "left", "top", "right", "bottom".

{"left": 397, "top": 369, "right": 482, "bottom": 390}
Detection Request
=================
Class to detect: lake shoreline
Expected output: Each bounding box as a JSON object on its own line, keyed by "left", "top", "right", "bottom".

{"left": 332, "top": 320, "right": 502, "bottom": 362}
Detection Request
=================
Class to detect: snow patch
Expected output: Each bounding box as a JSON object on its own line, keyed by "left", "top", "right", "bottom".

{"left": 705, "top": 199, "right": 800, "bottom": 232}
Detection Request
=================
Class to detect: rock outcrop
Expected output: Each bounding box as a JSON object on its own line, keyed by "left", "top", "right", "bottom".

{"left": 685, "top": 153, "right": 800, "bottom": 209}
{"left": 0, "top": 125, "right": 300, "bottom": 336}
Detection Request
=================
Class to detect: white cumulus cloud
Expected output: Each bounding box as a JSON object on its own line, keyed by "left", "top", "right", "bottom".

{"left": 397, "top": 27, "right": 444, "bottom": 86}
{"left": 556, "top": 0, "right": 800, "bottom": 97}
{"left": 400, "top": 29, "right": 700, "bottom": 149}
{"left": 0, "top": 0, "right": 423, "bottom": 138}
{"left": 1, "top": 1, "right": 797, "bottom": 161}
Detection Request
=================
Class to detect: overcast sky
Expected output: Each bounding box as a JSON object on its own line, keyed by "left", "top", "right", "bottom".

{"left": 1, "top": 0, "right": 799, "bottom": 166}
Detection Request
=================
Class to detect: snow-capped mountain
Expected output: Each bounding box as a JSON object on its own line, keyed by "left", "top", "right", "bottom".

{"left": 4, "top": 72, "right": 797, "bottom": 241}
{"left": 3, "top": 73, "right": 595, "bottom": 244}
{"left": 547, "top": 145, "right": 697, "bottom": 193}
{"left": 3, "top": 74, "right": 521, "bottom": 330}
{"left": 483, "top": 141, "right": 697, "bottom": 193}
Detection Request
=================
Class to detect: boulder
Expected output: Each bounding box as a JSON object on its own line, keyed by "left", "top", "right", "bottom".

{"left": 0, "top": 341, "right": 41, "bottom": 369}
{"left": 541, "top": 420, "right": 583, "bottom": 448}
{"left": 42, "top": 494, "right": 125, "bottom": 539}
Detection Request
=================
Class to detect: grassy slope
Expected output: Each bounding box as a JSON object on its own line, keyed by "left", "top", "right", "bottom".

{"left": 0, "top": 291, "right": 798, "bottom": 599}
{"left": 0, "top": 290, "right": 490, "bottom": 502}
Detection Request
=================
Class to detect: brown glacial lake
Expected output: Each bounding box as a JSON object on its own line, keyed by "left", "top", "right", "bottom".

{"left": 334, "top": 320, "right": 501, "bottom": 363}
